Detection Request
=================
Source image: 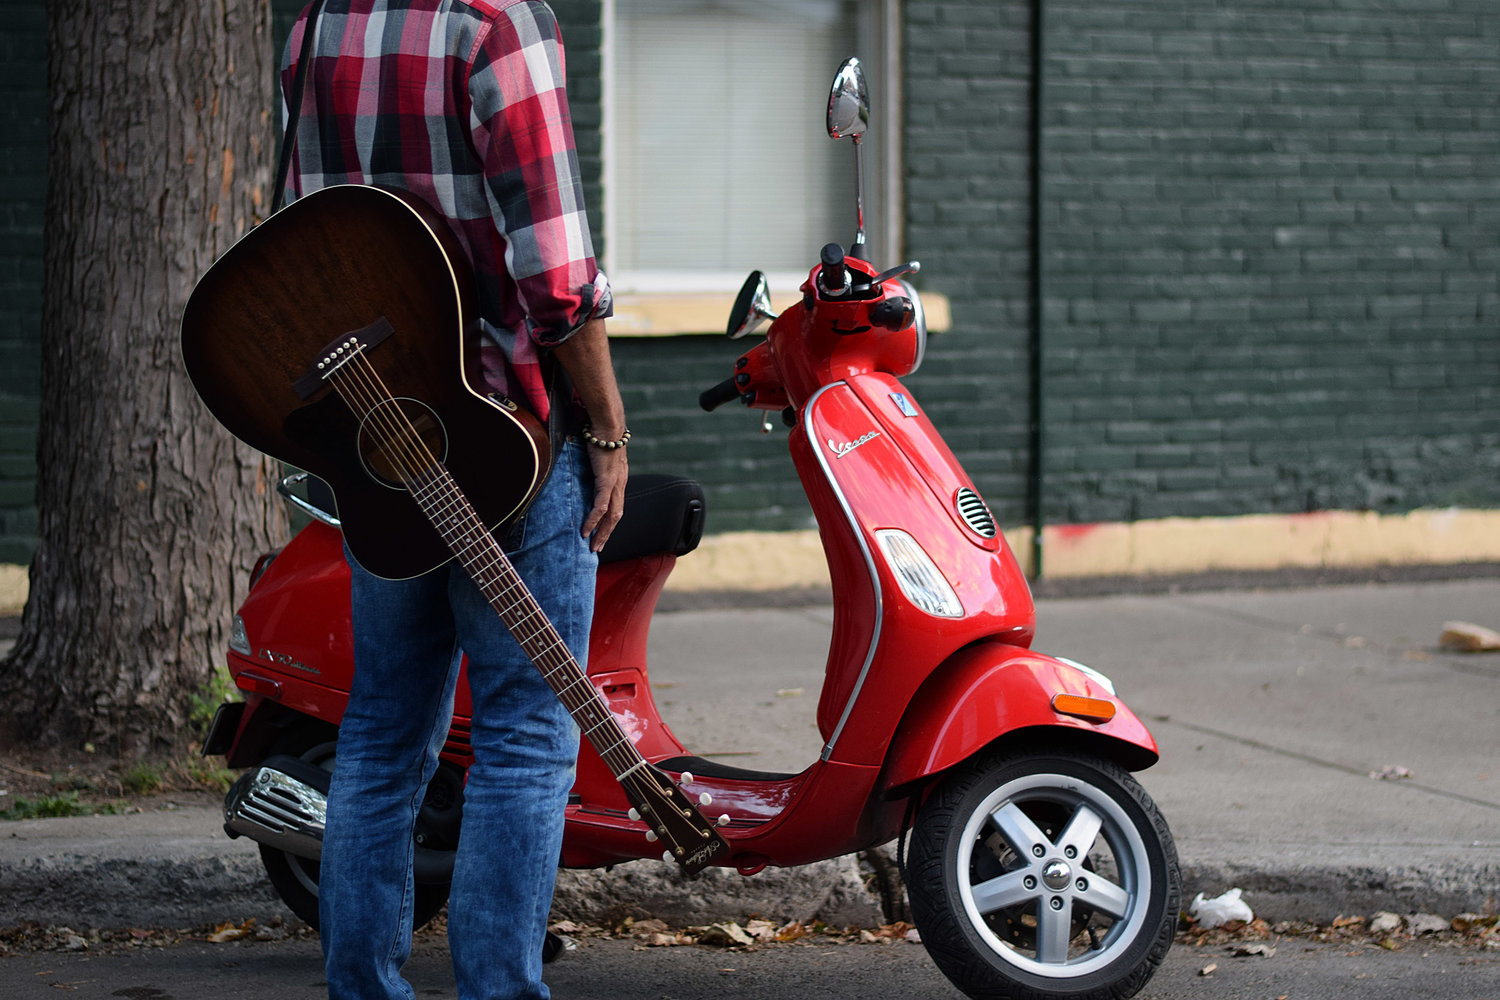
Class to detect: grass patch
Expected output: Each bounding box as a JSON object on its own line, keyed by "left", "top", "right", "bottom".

{"left": 1, "top": 792, "right": 90, "bottom": 821}
{"left": 177, "top": 757, "right": 236, "bottom": 793}
{"left": 121, "top": 762, "right": 166, "bottom": 795}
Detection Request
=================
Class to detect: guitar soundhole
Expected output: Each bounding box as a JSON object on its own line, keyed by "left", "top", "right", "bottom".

{"left": 357, "top": 397, "right": 448, "bottom": 489}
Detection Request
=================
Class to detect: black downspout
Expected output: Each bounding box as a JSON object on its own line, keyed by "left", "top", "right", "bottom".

{"left": 1027, "top": 0, "right": 1046, "bottom": 579}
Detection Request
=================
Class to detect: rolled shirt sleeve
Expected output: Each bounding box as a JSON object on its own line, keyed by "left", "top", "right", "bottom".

{"left": 467, "top": 1, "right": 611, "bottom": 348}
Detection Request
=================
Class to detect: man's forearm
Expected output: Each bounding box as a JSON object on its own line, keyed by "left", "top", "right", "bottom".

{"left": 552, "top": 317, "right": 627, "bottom": 551}
{"left": 553, "top": 317, "right": 625, "bottom": 438}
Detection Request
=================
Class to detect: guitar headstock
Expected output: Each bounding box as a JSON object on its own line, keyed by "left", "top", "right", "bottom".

{"left": 624, "top": 766, "right": 731, "bottom": 875}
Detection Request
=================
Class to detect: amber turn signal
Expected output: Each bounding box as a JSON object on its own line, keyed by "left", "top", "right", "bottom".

{"left": 1051, "top": 693, "right": 1117, "bottom": 723}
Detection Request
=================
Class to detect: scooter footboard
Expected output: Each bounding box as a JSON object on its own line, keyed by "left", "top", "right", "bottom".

{"left": 881, "top": 642, "right": 1158, "bottom": 792}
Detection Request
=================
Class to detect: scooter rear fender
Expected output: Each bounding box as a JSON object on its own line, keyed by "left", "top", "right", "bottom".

{"left": 882, "top": 642, "right": 1158, "bottom": 793}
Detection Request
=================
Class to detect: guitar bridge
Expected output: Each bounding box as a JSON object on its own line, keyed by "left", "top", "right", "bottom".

{"left": 292, "top": 317, "right": 396, "bottom": 400}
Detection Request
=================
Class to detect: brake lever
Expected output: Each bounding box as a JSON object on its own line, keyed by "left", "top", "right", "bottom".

{"left": 850, "top": 260, "right": 920, "bottom": 295}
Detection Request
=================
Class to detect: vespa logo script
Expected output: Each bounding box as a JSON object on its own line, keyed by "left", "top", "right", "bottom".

{"left": 828, "top": 430, "right": 881, "bottom": 459}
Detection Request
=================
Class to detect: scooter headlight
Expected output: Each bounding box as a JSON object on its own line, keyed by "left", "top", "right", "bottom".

{"left": 875, "top": 529, "right": 963, "bottom": 618}
{"left": 229, "top": 614, "right": 252, "bottom": 656}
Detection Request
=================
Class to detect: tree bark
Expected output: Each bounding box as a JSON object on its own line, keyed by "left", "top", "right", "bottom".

{"left": 0, "top": 0, "right": 289, "bottom": 755}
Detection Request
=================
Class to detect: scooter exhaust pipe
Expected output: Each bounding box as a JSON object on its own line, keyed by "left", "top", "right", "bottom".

{"left": 223, "top": 755, "right": 457, "bottom": 885}
{"left": 223, "top": 754, "right": 330, "bottom": 861}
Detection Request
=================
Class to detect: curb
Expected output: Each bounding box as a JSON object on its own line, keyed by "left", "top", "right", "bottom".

{"left": 4, "top": 813, "right": 1496, "bottom": 931}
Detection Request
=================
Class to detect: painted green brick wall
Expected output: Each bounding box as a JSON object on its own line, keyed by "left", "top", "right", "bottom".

{"left": 2, "top": 0, "right": 1497, "bottom": 560}
{"left": 0, "top": 0, "right": 44, "bottom": 563}
{"left": 902, "top": 0, "right": 1039, "bottom": 526}
{"left": 1038, "top": 0, "right": 1500, "bottom": 523}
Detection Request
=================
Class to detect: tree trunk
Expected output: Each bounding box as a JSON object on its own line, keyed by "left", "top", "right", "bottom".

{"left": 0, "top": 0, "right": 289, "bottom": 756}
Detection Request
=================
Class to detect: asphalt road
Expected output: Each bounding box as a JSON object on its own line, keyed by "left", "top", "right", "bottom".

{"left": 2, "top": 933, "right": 1497, "bottom": 1000}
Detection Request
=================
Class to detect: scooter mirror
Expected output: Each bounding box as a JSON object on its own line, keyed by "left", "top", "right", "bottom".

{"left": 727, "top": 270, "right": 776, "bottom": 339}
{"left": 826, "top": 57, "right": 869, "bottom": 140}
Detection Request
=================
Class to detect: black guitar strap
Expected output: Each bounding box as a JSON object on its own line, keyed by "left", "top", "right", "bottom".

{"left": 271, "top": 0, "right": 329, "bottom": 216}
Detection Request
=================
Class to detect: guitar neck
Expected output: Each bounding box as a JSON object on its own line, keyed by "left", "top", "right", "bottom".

{"left": 410, "top": 466, "right": 639, "bottom": 774}
{"left": 408, "top": 464, "right": 730, "bottom": 873}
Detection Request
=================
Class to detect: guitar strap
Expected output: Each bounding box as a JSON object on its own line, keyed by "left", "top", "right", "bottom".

{"left": 544, "top": 355, "right": 576, "bottom": 471}
{"left": 271, "top": 0, "right": 329, "bottom": 216}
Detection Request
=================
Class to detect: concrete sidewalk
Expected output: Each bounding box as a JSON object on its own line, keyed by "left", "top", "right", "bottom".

{"left": 2, "top": 578, "right": 1497, "bottom": 930}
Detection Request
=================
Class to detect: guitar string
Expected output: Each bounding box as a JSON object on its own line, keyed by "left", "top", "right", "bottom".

{"left": 325, "top": 357, "right": 628, "bottom": 757}
{"left": 322, "top": 350, "right": 711, "bottom": 846}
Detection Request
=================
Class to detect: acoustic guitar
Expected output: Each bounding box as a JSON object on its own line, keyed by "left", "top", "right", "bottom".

{"left": 181, "top": 184, "right": 728, "bottom": 874}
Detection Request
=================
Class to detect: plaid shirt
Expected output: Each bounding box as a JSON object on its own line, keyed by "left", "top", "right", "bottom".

{"left": 282, "top": 0, "right": 611, "bottom": 420}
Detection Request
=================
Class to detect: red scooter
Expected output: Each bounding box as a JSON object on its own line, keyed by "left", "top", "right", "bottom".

{"left": 203, "top": 58, "right": 1178, "bottom": 1000}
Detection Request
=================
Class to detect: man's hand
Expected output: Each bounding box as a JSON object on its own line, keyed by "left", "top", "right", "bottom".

{"left": 552, "top": 317, "right": 628, "bottom": 553}
{"left": 581, "top": 441, "right": 627, "bottom": 552}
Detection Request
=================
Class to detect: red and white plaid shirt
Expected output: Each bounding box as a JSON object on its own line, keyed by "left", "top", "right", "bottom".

{"left": 281, "top": 0, "right": 611, "bottom": 420}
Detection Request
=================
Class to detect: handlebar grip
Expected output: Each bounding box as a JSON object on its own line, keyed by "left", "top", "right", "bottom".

{"left": 699, "top": 377, "right": 742, "bottom": 412}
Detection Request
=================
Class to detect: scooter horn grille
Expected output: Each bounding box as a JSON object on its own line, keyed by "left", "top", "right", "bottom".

{"left": 955, "top": 488, "right": 997, "bottom": 538}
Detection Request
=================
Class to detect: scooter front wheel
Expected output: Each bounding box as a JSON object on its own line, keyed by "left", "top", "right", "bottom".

{"left": 906, "top": 747, "right": 1179, "bottom": 1000}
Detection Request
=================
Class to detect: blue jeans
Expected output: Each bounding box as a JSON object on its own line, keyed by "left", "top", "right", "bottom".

{"left": 321, "top": 441, "right": 593, "bottom": 1000}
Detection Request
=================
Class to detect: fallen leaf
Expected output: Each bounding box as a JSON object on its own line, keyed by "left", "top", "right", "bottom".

{"left": 1234, "top": 942, "right": 1277, "bottom": 958}
{"left": 207, "top": 919, "right": 256, "bottom": 944}
{"left": 697, "top": 922, "right": 755, "bottom": 948}
{"left": 1199, "top": 963, "right": 1218, "bottom": 976}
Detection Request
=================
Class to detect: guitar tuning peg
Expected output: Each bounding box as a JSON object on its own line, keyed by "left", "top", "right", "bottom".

{"left": 698, "top": 792, "right": 713, "bottom": 807}
{"left": 680, "top": 771, "right": 694, "bottom": 785}
{"left": 628, "top": 808, "right": 640, "bottom": 821}
{"left": 661, "top": 851, "right": 674, "bottom": 865}
{"left": 644, "top": 830, "right": 658, "bottom": 843}
{"left": 717, "top": 814, "right": 731, "bottom": 827}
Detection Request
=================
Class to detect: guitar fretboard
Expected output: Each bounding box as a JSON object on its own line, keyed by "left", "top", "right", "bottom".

{"left": 408, "top": 464, "right": 645, "bottom": 779}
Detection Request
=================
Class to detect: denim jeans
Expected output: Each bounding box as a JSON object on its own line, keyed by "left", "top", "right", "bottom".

{"left": 321, "top": 441, "right": 593, "bottom": 1000}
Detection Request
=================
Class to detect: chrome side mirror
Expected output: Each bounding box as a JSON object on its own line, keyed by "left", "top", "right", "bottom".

{"left": 826, "top": 57, "right": 869, "bottom": 140}
{"left": 727, "top": 271, "right": 776, "bottom": 339}
{"left": 826, "top": 57, "right": 871, "bottom": 259}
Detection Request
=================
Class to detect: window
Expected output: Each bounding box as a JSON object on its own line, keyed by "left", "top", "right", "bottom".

{"left": 604, "top": 0, "right": 898, "bottom": 321}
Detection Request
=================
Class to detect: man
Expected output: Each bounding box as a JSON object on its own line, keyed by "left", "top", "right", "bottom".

{"left": 280, "top": 2, "right": 626, "bottom": 997}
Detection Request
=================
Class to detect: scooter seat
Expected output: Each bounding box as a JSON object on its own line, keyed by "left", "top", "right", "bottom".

{"left": 655, "top": 754, "right": 797, "bottom": 784}
{"left": 597, "top": 473, "right": 706, "bottom": 566}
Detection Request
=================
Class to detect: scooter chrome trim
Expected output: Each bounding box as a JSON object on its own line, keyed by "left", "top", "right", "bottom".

{"left": 224, "top": 764, "right": 328, "bottom": 861}
{"left": 805, "top": 382, "right": 884, "bottom": 762}
{"left": 277, "top": 472, "right": 341, "bottom": 529}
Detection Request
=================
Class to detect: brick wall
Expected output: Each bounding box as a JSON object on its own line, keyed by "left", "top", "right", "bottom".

{"left": 1038, "top": 0, "right": 1500, "bottom": 523}
{"left": 903, "top": 0, "right": 1039, "bottom": 526}
{"left": 0, "top": 1, "right": 45, "bottom": 562}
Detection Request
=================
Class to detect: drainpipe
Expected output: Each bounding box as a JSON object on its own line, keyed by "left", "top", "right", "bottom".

{"left": 1027, "top": 0, "right": 1047, "bottom": 580}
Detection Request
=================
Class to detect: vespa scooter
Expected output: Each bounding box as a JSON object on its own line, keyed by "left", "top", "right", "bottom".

{"left": 202, "top": 58, "right": 1179, "bottom": 1000}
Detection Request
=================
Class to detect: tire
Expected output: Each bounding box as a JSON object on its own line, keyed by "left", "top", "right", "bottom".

{"left": 906, "top": 747, "right": 1180, "bottom": 1000}
{"left": 256, "top": 725, "right": 451, "bottom": 932}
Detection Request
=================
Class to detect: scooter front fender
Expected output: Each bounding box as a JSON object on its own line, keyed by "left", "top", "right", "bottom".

{"left": 883, "top": 642, "right": 1158, "bottom": 792}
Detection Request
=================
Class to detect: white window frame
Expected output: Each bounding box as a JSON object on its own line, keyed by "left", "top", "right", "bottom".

{"left": 600, "top": 0, "right": 904, "bottom": 333}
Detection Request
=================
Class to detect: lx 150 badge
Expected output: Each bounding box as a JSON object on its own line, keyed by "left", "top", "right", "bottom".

{"left": 828, "top": 430, "right": 881, "bottom": 458}
{"left": 258, "top": 648, "right": 321, "bottom": 675}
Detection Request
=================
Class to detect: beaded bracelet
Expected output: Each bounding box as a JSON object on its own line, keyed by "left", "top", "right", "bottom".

{"left": 581, "top": 423, "right": 631, "bottom": 450}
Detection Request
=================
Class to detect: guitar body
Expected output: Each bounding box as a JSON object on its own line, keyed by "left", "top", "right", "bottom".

{"left": 181, "top": 185, "right": 550, "bottom": 580}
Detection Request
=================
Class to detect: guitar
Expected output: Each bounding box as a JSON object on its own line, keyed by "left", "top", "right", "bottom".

{"left": 181, "top": 184, "right": 729, "bottom": 874}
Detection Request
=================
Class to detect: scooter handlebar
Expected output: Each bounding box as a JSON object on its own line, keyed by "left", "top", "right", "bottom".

{"left": 699, "top": 377, "right": 742, "bottom": 412}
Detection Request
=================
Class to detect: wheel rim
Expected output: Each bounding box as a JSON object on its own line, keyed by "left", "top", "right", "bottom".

{"left": 953, "top": 771, "right": 1154, "bottom": 979}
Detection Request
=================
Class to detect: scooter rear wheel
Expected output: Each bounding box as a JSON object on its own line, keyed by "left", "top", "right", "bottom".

{"left": 906, "top": 747, "right": 1179, "bottom": 1000}
{"left": 257, "top": 726, "right": 451, "bottom": 932}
